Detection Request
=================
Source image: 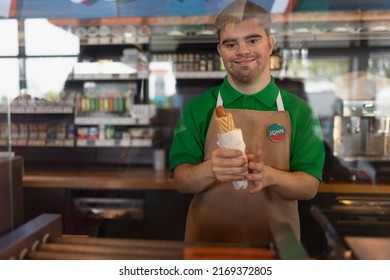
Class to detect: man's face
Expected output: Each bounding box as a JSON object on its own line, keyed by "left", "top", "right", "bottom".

{"left": 217, "top": 18, "right": 274, "bottom": 84}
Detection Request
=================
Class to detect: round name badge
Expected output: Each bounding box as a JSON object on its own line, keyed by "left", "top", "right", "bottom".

{"left": 266, "top": 123, "right": 286, "bottom": 143}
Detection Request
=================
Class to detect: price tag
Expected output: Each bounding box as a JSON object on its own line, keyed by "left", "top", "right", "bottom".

{"left": 99, "top": 37, "right": 110, "bottom": 44}
{"left": 64, "top": 139, "right": 75, "bottom": 147}
{"left": 112, "top": 37, "right": 123, "bottom": 44}
{"left": 137, "top": 37, "right": 149, "bottom": 44}
{"left": 86, "top": 140, "right": 96, "bottom": 146}
{"left": 25, "top": 107, "right": 36, "bottom": 113}
{"left": 87, "top": 37, "right": 99, "bottom": 45}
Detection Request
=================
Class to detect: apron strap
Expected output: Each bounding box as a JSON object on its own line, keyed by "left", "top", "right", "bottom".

{"left": 217, "top": 90, "right": 284, "bottom": 111}
{"left": 276, "top": 91, "right": 284, "bottom": 111}
{"left": 217, "top": 91, "right": 223, "bottom": 107}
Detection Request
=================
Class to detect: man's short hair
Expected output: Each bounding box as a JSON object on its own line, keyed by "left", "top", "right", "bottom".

{"left": 215, "top": 0, "right": 272, "bottom": 37}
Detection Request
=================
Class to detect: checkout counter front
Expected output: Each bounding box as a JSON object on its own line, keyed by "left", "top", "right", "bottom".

{"left": 0, "top": 154, "right": 386, "bottom": 260}
{"left": 0, "top": 213, "right": 308, "bottom": 260}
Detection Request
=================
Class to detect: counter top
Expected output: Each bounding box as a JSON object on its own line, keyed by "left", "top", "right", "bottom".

{"left": 23, "top": 166, "right": 176, "bottom": 190}
{"left": 22, "top": 166, "right": 390, "bottom": 194}
{"left": 318, "top": 182, "right": 390, "bottom": 194}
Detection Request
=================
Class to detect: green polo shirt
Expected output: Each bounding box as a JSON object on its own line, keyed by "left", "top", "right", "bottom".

{"left": 169, "top": 76, "right": 325, "bottom": 181}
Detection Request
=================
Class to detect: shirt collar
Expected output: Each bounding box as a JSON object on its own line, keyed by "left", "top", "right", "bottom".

{"left": 219, "top": 76, "right": 280, "bottom": 108}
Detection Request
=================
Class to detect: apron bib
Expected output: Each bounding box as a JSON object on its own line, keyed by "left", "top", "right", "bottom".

{"left": 184, "top": 91, "right": 299, "bottom": 246}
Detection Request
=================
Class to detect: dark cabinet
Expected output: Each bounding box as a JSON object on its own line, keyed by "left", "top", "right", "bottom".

{"left": 0, "top": 156, "right": 24, "bottom": 236}
{"left": 23, "top": 187, "right": 192, "bottom": 240}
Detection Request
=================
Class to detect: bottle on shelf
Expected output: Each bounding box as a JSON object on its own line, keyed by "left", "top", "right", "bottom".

{"left": 270, "top": 47, "right": 282, "bottom": 71}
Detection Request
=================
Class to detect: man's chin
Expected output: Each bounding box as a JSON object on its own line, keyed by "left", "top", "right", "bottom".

{"left": 236, "top": 70, "right": 254, "bottom": 81}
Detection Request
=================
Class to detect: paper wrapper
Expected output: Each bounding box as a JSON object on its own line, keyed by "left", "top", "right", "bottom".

{"left": 217, "top": 128, "right": 248, "bottom": 190}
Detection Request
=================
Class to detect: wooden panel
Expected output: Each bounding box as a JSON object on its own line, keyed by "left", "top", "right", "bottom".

{"left": 23, "top": 188, "right": 73, "bottom": 233}
{"left": 0, "top": 156, "right": 24, "bottom": 236}
{"left": 318, "top": 183, "right": 390, "bottom": 194}
{"left": 0, "top": 214, "right": 62, "bottom": 260}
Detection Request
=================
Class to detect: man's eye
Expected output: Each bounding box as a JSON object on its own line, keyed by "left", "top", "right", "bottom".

{"left": 224, "top": 42, "right": 236, "bottom": 48}
{"left": 248, "top": 39, "right": 258, "bottom": 45}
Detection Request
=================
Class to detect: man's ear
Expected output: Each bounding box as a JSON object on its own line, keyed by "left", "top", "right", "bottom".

{"left": 268, "top": 35, "right": 276, "bottom": 55}
{"left": 217, "top": 43, "right": 222, "bottom": 56}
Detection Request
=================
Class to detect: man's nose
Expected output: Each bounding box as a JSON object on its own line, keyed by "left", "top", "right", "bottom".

{"left": 236, "top": 42, "right": 250, "bottom": 55}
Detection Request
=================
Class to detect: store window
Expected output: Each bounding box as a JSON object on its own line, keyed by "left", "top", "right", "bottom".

{"left": 0, "top": 19, "right": 19, "bottom": 101}
{"left": 282, "top": 50, "right": 350, "bottom": 118}
{"left": 25, "top": 57, "right": 78, "bottom": 99}
{"left": 24, "top": 19, "right": 80, "bottom": 99}
{"left": 24, "top": 18, "right": 79, "bottom": 56}
{"left": 368, "top": 51, "right": 390, "bottom": 131}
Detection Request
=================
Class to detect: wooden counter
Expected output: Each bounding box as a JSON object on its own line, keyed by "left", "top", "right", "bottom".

{"left": 318, "top": 182, "right": 390, "bottom": 195}
{"left": 22, "top": 166, "right": 390, "bottom": 194}
{"left": 23, "top": 166, "right": 176, "bottom": 190}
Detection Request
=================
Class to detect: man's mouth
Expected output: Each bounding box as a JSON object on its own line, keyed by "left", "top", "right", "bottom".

{"left": 234, "top": 58, "right": 255, "bottom": 65}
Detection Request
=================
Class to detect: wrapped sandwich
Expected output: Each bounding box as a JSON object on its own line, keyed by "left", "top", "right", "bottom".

{"left": 215, "top": 105, "right": 248, "bottom": 190}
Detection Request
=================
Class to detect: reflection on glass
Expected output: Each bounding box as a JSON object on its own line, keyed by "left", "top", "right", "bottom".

{"left": 368, "top": 56, "right": 390, "bottom": 118}
{"left": 0, "top": 19, "right": 18, "bottom": 56}
{"left": 25, "top": 57, "right": 78, "bottom": 99}
{"left": 0, "top": 58, "right": 19, "bottom": 101}
{"left": 73, "top": 61, "right": 137, "bottom": 76}
{"left": 25, "top": 18, "right": 80, "bottom": 56}
{"left": 148, "top": 61, "right": 177, "bottom": 108}
{"left": 284, "top": 56, "right": 349, "bottom": 118}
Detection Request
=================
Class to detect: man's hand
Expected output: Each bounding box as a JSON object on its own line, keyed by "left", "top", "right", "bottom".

{"left": 246, "top": 149, "right": 273, "bottom": 194}
{"left": 246, "top": 149, "right": 319, "bottom": 199}
{"left": 210, "top": 147, "right": 248, "bottom": 182}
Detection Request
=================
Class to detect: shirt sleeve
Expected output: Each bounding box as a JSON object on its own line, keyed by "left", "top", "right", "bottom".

{"left": 169, "top": 100, "right": 209, "bottom": 171}
{"left": 290, "top": 101, "right": 325, "bottom": 181}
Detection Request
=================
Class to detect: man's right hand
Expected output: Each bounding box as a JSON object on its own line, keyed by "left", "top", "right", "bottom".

{"left": 210, "top": 147, "right": 248, "bottom": 182}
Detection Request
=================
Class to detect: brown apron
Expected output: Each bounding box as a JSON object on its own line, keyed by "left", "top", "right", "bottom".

{"left": 184, "top": 91, "right": 299, "bottom": 246}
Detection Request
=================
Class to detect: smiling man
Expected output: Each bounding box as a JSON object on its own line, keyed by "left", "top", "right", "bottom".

{"left": 169, "top": 0, "right": 325, "bottom": 246}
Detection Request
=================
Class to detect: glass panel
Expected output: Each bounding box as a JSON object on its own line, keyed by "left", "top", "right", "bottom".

{"left": 0, "top": 58, "right": 20, "bottom": 101}
{"left": 24, "top": 18, "right": 80, "bottom": 56}
{"left": 148, "top": 61, "right": 177, "bottom": 108}
{"left": 282, "top": 52, "right": 350, "bottom": 118}
{"left": 0, "top": 19, "right": 18, "bottom": 56}
{"left": 367, "top": 52, "right": 390, "bottom": 158}
{"left": 2, "top": 2, "right": 390, "bottom": 262}
{"left": 0, "top": 58, "right": 19, "bottom": 235}
{"left": 25, "top": 57, "right": 78, "bottom": 99}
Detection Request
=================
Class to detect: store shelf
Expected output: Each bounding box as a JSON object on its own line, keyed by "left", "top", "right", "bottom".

{"left": 74, "top": 116, "right": 150, "bottom": 125}
{"left": 316, "top": 30, "right": 390, "bottom": 41}
{"left": 1, "top": 139, "right": 75, "bottom": 147}
{"left": 2, "top": 128, "right": 156, "bottom": 148}
{"left": 4, "top": 106, "right": 74, "bottom": 114}
{"left": 79, "top": 36, "right": 149, "bottom": 46}
{"left": 174, "top": 71, "right": 225, "bottom": 79}
{"left": 70, "top": 74, "right": 142, "bottom": 81}
{"left": 65, "top": 29, "right": 390, "bottom": 47}
{"left": 275, "top": 30, "right": 390, "bottom": 45}
{"left": 76, "top": 138, "right": 152, "bottom": 147}
{"left": 150, "top": 35, "right": 218, "bottom": 45}
{"left": 1, "top": 104, "right": 74, "bottom": 114}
